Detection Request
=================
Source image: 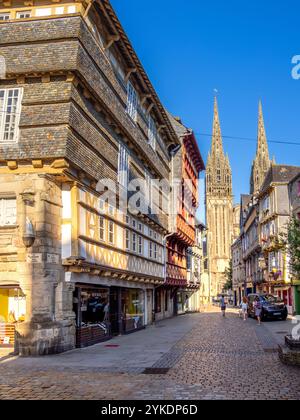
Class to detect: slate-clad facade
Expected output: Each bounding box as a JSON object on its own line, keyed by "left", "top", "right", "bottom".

{"left": 0, "top": 0, "right": 184, "bottom": 354}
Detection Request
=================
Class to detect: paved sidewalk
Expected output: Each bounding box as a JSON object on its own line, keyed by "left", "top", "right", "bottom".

{"left": 0, "top": 310, "right": 299, "bottom": 400}
{"left": 0, "top": 314, "right": 200, "bottom": 371}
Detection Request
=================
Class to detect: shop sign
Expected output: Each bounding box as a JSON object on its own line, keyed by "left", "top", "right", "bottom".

{"left": 26, "top": 253, "right": 43, "bottom": 264}
{"left": 46, "top": 254, "right": 60, "bottom": 264}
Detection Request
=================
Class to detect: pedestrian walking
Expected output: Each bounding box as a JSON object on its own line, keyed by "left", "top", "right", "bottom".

{"left": 241, "top": 296, "right": 248, "bottom": 321}
{"left": 253, "top": 296, "right": 262, "bottom": 325}
{"left": 220, "top": 295, "right": 226, "bottom": 317}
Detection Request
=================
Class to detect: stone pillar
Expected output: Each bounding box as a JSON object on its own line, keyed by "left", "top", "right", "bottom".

{"left": 15, "top": 175, "right": 76, "bottom": 356}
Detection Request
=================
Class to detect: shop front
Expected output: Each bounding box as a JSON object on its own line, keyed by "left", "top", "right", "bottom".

{"left": 73, "top": 285, "right": 111, "bottom": 348}
{"left": 176, "top": 290, "right": 191, "bottom": 315}
{"left": 73, "top": 284, "right": 146, "bottom": 348}
{"left": 0, "top": 286, "right": 26, "bottom": 347}
{"left": 110, "top": 287, "right": 145, "bottom": 335}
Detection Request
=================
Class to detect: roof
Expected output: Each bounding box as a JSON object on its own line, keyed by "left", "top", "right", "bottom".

{"left": 100, "top": 0, "right": 180, "bottom": 148}
{"left": 167, "top": 113, "right": 205, "bottom": 172}
{"left": 260, "top": 165, "right": 300, "bottom": 195}
{"left": 241, "top": 194, "right": 251, "bottom": 210}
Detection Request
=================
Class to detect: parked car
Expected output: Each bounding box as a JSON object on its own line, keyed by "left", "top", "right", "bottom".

{"left": 247, "top": 294, "right": 288, "bottom": 321}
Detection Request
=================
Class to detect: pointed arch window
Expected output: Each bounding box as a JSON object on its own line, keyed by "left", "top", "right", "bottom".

{"left": 217, "top": 169, "right": 221, "bottom": 183}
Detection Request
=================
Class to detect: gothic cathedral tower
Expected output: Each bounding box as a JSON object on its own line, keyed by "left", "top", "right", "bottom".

{"left": 250, "top": 102, "right": 272, "bottom": 195}
{"left": 206, "top": 98, "right": 234, "bottom": 296}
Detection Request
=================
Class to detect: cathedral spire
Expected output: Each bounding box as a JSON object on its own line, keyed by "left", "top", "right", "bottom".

{"left": 211, "top": 97, "right": 225, "bottom": 159}
{"left": 206, "top": 97, "right": 232, "bottom": 198}
{"left": 256, "top": 100, "right": 270, "bottom": 161}
{"left": 250, "top": 101, "right": 272, "bottom": 195}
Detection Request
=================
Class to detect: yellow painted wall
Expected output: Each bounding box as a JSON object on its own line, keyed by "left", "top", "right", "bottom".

{"left": 0, "top": 289, "right": 9, "bottom": 323}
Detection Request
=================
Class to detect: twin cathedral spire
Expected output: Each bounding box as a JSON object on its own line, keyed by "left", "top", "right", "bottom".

{"left": 205, "top": 97, "right": 272, "bottom": 295}
{"left": 206, "top": 97, "right": 272, "bottom": 199}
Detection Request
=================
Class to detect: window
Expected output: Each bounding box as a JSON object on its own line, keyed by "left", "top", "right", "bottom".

{"left": 125, "top": 229, "right": 130, "bottom": 250}
{"left": 138, "top": 223, "right": 143, "bottom": 232}
{"left": 16, "top": 11, "right": 32, "bottom": 19}
{"left": 149, "top": 242, "right": 153, "bottom": 259}
{"left": 108, "top": 205, "right": 114, "bottom": 216}
{"left": 99, "top": 198, "right": 105, "bottom": 213}
{"left": 0, "top": 14, "right": 10, "bottom": 21}
{"left": 99, "top": 217, "right": 105, "bottom": 241}
{"left": 68, "top": 5, "right": 77, "bottom": 14}
{"left": 132, "top": 233, "right": 137, "bottom": 252}
{"left": 132, "top": 219, "right": 136, "bottom": 229}
{"left": 0, "top": 89, "right": 23, "bottom": 143}
{"left": 126, "top": 82, "right": 138, "bottom": 121}
{"left": 138, "top": 236, "right": 143, "bottom": 255}
{"left": 0, "top": 198, "right": 17, "bottom": 226}
{"left": 118, "top": 143, "right": 129, "bottom": 188}
{"left": 148, "top": 115, "right": 157, "bottom": 150}
{"left": 154, "top": 243, "right": 158, "bottom": 260}
{"left": 108, "top": 221, "right": 114, "bottom": 244}
{"left": 35, "top": 8, "right": 51, "bottom": 17}
{"left": 125, "top": 215, "right": 130, "bottom": 225}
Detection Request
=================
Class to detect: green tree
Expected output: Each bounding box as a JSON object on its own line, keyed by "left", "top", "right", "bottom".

{"left": 282, "top": 217, "right": 300, "bottom": 279}
{"left": 224, "top": 260, "right": 233, "bottom": 291}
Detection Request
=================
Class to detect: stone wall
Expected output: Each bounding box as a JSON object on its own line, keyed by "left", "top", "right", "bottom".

{"left": 0, "top": 173, "right": 75, "bottom": 355}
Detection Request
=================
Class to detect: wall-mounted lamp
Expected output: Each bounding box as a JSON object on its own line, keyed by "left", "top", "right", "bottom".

{"left": 23, "top": 217, "right": 35, "bottom": 248}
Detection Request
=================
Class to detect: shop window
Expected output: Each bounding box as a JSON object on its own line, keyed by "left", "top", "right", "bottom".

{"left": 0, "top": 287, "right": 26, "bottom": 327}
{"left": 155, "top": 289, "right": 162, "bottom": 313}
{"left": 78, "top": 288, "right": 109, "bottom": 326}
{"left": 165, "top": 290, "right": 168, "bottom": 312}
{"left": 0, "top": 198, "right": 17, "bottom": 226}
{"left": 122, "top": 288, "right": 145, "bottom": 331}
{"left": 0, "top": 88, "right": 23, "bottom": 143}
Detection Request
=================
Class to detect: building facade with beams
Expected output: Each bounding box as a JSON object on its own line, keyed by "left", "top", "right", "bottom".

{"left": 232, "top": 101, "right": 300, "bottom": 315}
{"left": 0, "top": 0, "right": 184, "bottom": 354}
{"left": 206, "top": 98, "right": 235, "bottom": 297}
{"left": 155, "top": 117, "right": 205, "bottom": 321}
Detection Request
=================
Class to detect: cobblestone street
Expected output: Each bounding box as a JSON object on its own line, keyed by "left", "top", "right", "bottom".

{"left": 0, "top": 311, "right": 299, "bottom": 400}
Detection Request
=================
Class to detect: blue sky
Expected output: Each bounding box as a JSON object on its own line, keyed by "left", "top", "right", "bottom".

{"left": 111, "top": 0, "right": 300, "bottom": 215}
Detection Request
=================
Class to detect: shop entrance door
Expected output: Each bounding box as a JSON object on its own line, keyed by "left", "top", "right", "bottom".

{"left": 110, "top": 287, "right": 121, "bottom": 335}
